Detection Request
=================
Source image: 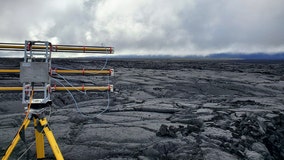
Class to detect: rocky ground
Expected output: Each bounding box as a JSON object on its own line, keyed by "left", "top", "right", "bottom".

{"left": 0, "top": 58, "right": 284, "bottom": 160}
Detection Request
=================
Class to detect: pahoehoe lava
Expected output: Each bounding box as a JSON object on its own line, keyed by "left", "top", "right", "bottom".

{"left": 0, "top": 58, "right": 284, "bottom": 160}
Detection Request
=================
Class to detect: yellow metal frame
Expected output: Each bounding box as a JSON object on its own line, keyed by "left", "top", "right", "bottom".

{"left": 2, "top": 116, "right": 64, "bottom": 160}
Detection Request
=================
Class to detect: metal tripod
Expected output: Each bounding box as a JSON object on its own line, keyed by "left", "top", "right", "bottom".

{"left": 2, "top": 106, "right": 64, "bottom": 160}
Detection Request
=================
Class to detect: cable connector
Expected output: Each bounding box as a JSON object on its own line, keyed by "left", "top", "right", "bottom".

{"left": 110, "top": 69, "right": 114, "bottom": 76}
{"left": 49, "top": 68, "right": 57, "bottom": 76}
{"left": 109, "top": 85, "right": 114, "bottom": 92}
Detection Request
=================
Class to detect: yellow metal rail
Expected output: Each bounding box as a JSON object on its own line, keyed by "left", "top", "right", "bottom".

{"left": 0, "top": 69, "right": 113, "bottom": 75}
{"left": 0, "top": 69, "right": 20, "bottom": 73}
{"left": 0, "top": 87, "right": 23, "bottom": 91}
{"left": 54, "top": 86, "right": 111, "bottom": 91}
{"left": 0, "top": 43, "right": 114, "bottom": 54}
{"left": 54, "top": 69, "right": 113, "bottom": 75}
{"left": 0, "top": 86, "right": 112, "bottom": 92}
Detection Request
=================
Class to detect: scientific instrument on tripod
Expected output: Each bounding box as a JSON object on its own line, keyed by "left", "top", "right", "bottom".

{"left": 0, "top": 40, "right": 114, "bottom": 160}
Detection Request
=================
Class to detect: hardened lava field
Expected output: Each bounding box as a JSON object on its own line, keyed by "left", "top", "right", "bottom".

{"left": 1, "top": 58, "right": 284, "bottom": 160}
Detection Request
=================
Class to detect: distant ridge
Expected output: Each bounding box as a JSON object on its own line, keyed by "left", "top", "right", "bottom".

{"left": 108, "top": 52, "right": 284, "bottom": 60}
{"left": 206, "top": 52, "right": 284, "bottom": 60}
{"left": 1, "top": 52, "right": 284, "bottom": 60}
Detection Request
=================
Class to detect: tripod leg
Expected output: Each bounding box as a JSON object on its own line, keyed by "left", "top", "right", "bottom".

{"left": 2, "top": 118, "right": 31, "bottom": 160}
{"left": 39, "top": 118, "right": 64, "bottom": 160}
{"left": 34, "top": 118, "right": 45, "bottom": 159}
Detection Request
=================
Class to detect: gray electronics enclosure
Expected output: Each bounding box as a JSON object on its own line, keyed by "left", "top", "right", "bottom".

{"left": 20, "top": 62, "right": 49, "bottom": 83}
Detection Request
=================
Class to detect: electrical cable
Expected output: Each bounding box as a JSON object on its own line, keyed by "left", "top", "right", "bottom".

{"left": 80, "top": 76, "right": 110, "bottom": 118}
{"left": 95, "top": 91, "right": 110, "bottom": 117}
{"left": 25, "top": 89, "right": 34, "bottom": 119}
{"left": 52, "top": 75, "right": 111, "bottom": 118}
{"left": 94, "top": 75, "right": 110, "bottom": 117}
{"left": 88, "top": 55, "right": 109, "bottom": 84}
{"left": 100, "top": 56, "right": 108, "bottom": 71}
{"left": 52, "top": 78, "right": 84, "bottom": 116}
{"left": 84, "top": 55, "right": 110, "bottom": 117}
{"left": 51, "top": 53, "right": 111, "bottom": 117}
{"left": 53, "top": 54, "right": 109, "bottom": 75}
{"left": 56, "top": 73, "right": 87, "bottom": 94}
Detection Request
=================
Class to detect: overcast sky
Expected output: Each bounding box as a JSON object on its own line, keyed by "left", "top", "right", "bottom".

{"left": 1, "top": 0, "right": 284, "bottom": 56}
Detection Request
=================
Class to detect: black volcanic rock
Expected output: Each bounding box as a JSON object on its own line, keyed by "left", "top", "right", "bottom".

{"left": 156, "top": 124, "right": 177, "bottom": 138}
{"left": 1, "top": 58, "right": 284, "bottom": 159}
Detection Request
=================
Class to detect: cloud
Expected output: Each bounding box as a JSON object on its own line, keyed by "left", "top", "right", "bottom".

{"left": 0, "top": 0, "right": 284, "bottom": 56}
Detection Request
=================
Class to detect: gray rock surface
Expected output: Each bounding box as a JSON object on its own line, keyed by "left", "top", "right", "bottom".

{"left": 202, "top": 148, "right": 238, "bottom": 160}
{"left": 251, "top": 142, "right": 270, "bottom": 156}
{"left": 0, "top": 58, "right": 284, "bottom": 159}
{"left": 245, "top": 149, "right": 265, "bottom": 160}
{"left": 203, "top": 127, "right": 232, "bottom": 141}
